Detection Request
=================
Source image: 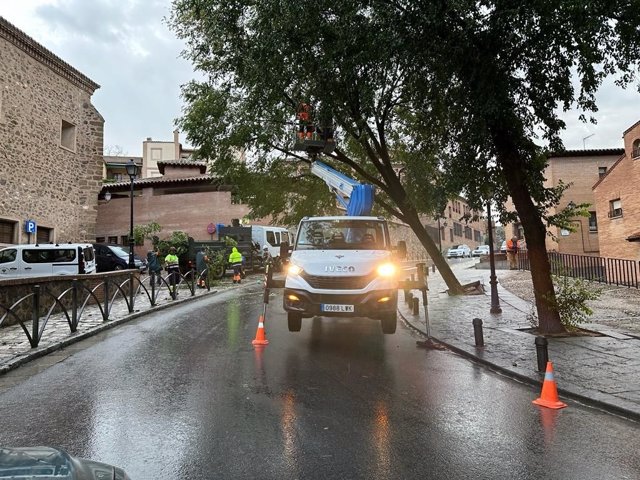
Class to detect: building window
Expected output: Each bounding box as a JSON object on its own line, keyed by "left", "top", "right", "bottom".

{"left": 474, "top": 230, "right": 482, "bottom": 242}
{"left": 608, "top": 199, "right": 622, "bottom": 218}
{"left": 464, "top": 226, "right": 472, "bottom": 239}
{"left": 0, "top": 219, "right": 16, "bottom": 244}
{"left": 151, "top": 148, "right": 162, "bottom": 161}
{"left": 448, "top": 206, "right": 452, "bottom": 218}
{"left": 633, "top": 139, "right": 640, "bottom": 159}
{"left": 588, "top": 212, "right": 598, "bottom": 232}
{"left": 111, "top": 173, "right": 123, "bottom": 182}
{"left": 449, "top": 229, "right": 453, "bottom": 242}
{"left": 60, "top": 119, "right": 76, "bottom": 151}
{"left": 120, "top": 235, "right": 129, "bottom": 245}
{"left": 108, "top": 236, "right": 118, "bottom": 244}
{"left": 598, "top": 166, "right": 607, "bottom": 178}
{"left": 96, "top": 236, "right": 106, "bottom": 243}
{"left": 453, "top": 222, "right": 462, "bottom": 237}
{"left": 37, "top": 227, "right": 52, "bottom": 244}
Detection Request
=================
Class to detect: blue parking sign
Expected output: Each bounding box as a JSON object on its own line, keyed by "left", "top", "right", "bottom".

{"left": 25, "top": 220, "right": 37, "bottom": 234}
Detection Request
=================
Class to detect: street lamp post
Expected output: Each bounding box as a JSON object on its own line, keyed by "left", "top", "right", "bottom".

{"left": 125, "top": 159, "right": 139, "bottom": 270}
{"left": 486, "top": 202, "right": 502, "bottom": 314}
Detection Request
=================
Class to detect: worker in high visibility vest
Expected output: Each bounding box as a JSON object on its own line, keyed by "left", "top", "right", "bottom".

{"left": 229, "top": 247, "right": 243, "bottom": 284}
{"left": 165, "top": 247, "right": 180, "bottom": 294}
{"left": 506, "top": 236, "right": 519, "bottom": 270}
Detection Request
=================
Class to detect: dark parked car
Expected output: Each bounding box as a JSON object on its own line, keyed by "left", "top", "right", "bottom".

{"left": 93, "top": 244, "right": 147, "bottom": 272}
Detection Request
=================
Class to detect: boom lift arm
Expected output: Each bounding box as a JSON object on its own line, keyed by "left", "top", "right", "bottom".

{"left": 310, "top": 160, "right": 375, "bottom": 216}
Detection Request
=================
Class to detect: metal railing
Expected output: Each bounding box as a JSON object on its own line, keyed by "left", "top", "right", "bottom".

{"left": 518, "top": 251, "right": 639, "bottom": 288}
{"left": 0, "top": 268, "right": 211, "bottom": 348}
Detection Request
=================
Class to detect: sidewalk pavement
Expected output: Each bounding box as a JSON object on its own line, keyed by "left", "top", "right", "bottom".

{"left": 398, "top": 259, "right": 640, "bottom": 421}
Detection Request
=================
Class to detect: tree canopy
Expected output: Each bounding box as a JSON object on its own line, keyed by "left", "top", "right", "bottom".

{"left": 170, "top": 0, "right": 640, "bottom": 332}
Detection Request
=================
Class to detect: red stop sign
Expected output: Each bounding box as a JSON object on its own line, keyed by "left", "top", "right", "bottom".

{"left": 207, "top": 223, "right": 216, "bottom": 234}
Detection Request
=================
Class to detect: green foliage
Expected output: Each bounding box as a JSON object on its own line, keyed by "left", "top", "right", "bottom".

{"left": 133, "top": 222, "right": 162, "bottom": 246}
{"left": 551, "top": 275, "right": 602, "bottom": 331}
{"left": 156, "top": 231, "right": 189, "bottom": 260}
{"left": 203, "top": 247, "right": 225, "bottom": 285}
{"left": 529, "top": 272, "right": 602, "bottom": 331}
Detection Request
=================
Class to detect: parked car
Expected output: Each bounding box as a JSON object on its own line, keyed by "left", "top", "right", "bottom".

{"left": 0, "top": 243, "right": 96, "bottom": 277}
{"left": 446, "top": 244, "right": 471, "bottom": 258}
{"left": 93, "top": 244, "right": 147, "bottom": 272}
{"left": 472, "top": 245, "right": 490, "bottom": 257}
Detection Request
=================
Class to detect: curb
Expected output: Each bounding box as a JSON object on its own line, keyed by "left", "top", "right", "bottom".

{"left": 398, "top": 307, "right": 640, "bottom": 423}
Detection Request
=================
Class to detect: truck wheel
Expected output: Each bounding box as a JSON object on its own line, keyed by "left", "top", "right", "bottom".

{"left": 288, "top": 312, "right": 302, "bottom": 332}
{"left": 381, "top": 311, "right": 397, "bottom": 334}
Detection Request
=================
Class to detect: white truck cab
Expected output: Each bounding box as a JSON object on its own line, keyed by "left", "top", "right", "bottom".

{"left": 283, "top": 216, "right": 405, "bottom": 334}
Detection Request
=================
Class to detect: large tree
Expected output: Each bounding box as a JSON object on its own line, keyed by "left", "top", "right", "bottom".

{"left": 387, "top": 1, "right": 640, "bottom": 333}
{"left": 169, "top": 0, "right": 468, "bottom": 293}
{"left": 170, "top": 1, "right": 640, "bottom": 333}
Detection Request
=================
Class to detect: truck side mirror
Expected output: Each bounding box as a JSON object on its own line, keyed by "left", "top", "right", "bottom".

{"left": 280, "top": 241, "right": 290, "bottom": 261}
{"left": 396, "top": 241, "right": 407, "bottom": 260}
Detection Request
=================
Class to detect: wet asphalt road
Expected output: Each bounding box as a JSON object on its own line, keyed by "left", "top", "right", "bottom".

{"left": 0, "top": 284, "right": 639, "bottom": 480}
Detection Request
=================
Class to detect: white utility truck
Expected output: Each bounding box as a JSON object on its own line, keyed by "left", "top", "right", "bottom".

{"left": 283, "top": 214, "right": 405, "bottom": 334}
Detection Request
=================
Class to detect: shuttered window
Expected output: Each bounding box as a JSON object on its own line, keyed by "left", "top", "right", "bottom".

{"left": 0, "top": 220, "right": 16, "bottom": 244}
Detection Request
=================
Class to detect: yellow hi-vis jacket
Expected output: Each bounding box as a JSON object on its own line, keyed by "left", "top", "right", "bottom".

{"left": 228, "top": 247, "right": 242, "bottom": 265}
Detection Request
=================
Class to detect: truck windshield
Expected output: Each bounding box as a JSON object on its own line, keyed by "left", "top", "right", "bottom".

{"left": 296, "top": 219, "right": 387, "bottom": 250}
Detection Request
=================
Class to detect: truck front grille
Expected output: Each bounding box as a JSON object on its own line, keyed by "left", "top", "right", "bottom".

{"left": 301, "top": 272, "right": 375, "bottom": 290}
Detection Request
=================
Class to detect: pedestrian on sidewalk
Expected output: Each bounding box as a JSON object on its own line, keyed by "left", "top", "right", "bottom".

{"left": 147, "top": 248, "right": 162, "bottom": 285}
{"left": 165, "top": 247, "right": 181, "bottom": 294}
{"left": 506, "top": 236, "right": 519, "bottom": 270}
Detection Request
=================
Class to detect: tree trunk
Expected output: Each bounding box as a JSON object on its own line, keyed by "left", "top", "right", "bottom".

{"left": 401, "top": 205, "right": 465, "bottom": 295}
{"left": 497, "top": 147, "right": 565, "bottom": 334}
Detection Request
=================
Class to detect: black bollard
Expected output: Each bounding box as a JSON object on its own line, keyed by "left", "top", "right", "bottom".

{"left": 472, "top": 317, "right": 484, "bottom": 347}
{"left": 535, "top": 336, "right": 549, "bottom": 372}
{"left": 412, "top": 297, "right": 419, "bottom": 315}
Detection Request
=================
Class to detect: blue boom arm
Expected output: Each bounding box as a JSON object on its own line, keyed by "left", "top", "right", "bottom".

{"left": 310, "top": 161, "right": 375, "bottom": 216}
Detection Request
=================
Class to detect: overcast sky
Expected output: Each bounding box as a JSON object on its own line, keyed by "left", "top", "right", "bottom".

{"left": 1, "top": 0, "right": 639, "bottom": 157}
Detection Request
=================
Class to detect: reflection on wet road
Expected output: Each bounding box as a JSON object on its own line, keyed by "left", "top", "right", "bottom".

{"left": 0, "top": 285, "right": 638, "bottom": 479}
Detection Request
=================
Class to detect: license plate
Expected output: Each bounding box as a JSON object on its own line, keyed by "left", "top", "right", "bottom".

{"left": 321, "top": 304, "right": 354, "bottom": 313}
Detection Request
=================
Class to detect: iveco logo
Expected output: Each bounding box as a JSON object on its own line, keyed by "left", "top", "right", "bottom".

{"left": 325, "top": 265, "right": 356, "bottom": 273}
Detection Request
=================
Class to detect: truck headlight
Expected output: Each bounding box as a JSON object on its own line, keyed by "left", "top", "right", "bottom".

{"left": 288, "top": 264, "right": 303, "bottom": 276}
{"left": 376, "top": 262, "right": 396, "bottom": 277}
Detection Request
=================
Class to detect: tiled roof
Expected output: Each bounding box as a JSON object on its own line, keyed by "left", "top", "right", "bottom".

{"left": 623, "top": 120, "right": 640, "bottom": 135}
{"left": 157, "top": 160, "right": 207, "bottom": 174}
{"left": 101, "top": 175, "right": 218, "bottom": 191}
{"left": 0, "top": 16, "right": 100, "bottom": 93}
{"left": 549, "top": 148, "right": 624, "bottom": 158}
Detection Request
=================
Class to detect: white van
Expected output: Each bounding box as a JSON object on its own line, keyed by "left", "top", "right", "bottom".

{"left": 0, "top": 243, "right": 96, "bottom": 277}
{"left": 251, "top": 225, "right": 292, "bottom": 263}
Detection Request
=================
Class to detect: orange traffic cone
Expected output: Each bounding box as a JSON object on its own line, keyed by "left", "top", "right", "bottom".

{"left": 252, "top": 315, "right": 269, "bottom": 346}
{"left": 533, "top": 361, "right": 567, "bottom": 409}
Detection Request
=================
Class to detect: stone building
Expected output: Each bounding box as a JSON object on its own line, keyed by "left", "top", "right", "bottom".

{"left": 593, "top": 121, "right": 640, "bottom": 261}
{"left": 0, "top": 17, "right": 104, "bottom": 247}
{"left": 503, "top": 149, "right": 622, "bottom": 255}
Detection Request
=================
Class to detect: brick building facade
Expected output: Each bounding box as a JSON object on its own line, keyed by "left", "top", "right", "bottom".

{"left": 97, "top": 162, "right": 253, "bottom": 253}
{"left": 503, "top": 149, "right": 622, "bottom": 255}
{"left": 0, "top": 17, "right": 104, "bottom": 247}
{"left": 593, "top": 121, "right": 640, "bottom": 261}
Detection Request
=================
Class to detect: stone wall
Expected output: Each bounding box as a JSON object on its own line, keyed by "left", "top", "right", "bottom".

{"left": 0, "top": 18, "right": 104, "bottom": 246}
